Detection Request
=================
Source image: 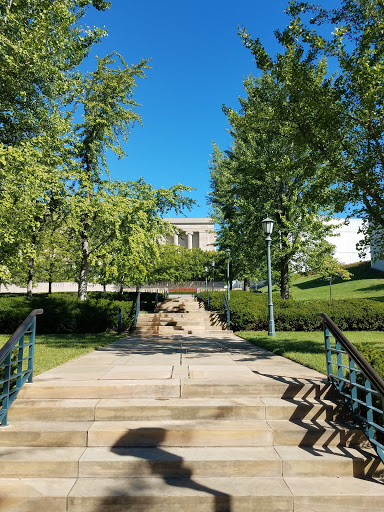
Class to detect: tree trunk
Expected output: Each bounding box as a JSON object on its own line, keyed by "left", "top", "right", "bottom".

{"left": 27, "top": 258, "right": 34, "bottom": 297}
{"left": 78, "top": 232, "right": 89, "bottom": 301}
{"left": 119, "top": 276, "right": 125, "bottom": 295}
{"left": 103, "top": 283, "right": 106, "bottom": 293}
{"left": 280, "top": 256, "right": 290, "bottom": 300}
{"left": 243, "top": 277, "right": 250, "bottom": 292}
{"left": 329, "top": 280, "right": 332, "bottom": 301}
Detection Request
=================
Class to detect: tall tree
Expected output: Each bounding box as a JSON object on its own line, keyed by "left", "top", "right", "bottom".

{"left": 0, "top": 0, "right": 110, "bottom": 292}
{"left": 280, "top": 1, "right": 384, "bottom": 255}
{"left": 210, "top": 36, "right": 337, "bottom": 298}
{"left": 68, "top": 52, "right": 150, "bottom": 300}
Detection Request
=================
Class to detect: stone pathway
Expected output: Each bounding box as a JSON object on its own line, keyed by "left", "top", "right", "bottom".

{"left": 0, "top": 296, "right": 384, "bottom": 511}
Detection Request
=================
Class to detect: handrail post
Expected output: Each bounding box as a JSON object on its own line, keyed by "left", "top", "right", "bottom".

{"left": 27, "top": 317, "right": 36, "bottom": 383}
{"left": 318, "top": 312, "right": 384, "bottom": 464}
{"left": 0, "top": 309, "right": 43, "bottom": 427}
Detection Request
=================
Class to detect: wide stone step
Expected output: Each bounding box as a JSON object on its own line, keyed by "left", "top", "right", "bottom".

{"left": 1, "top": 445, "right": 381, "bottom": 480}
{"left": 86, "top": 419, "right": 274, "bottom": 447}
{"left": 18, "top": 380, "right": 180, "bottom": 399}
{"left": 181, "top": 378, "right": 337, "bottom": 399}
{"left": 261, "top": 397, "right": 351, "bottom": 421}
{"left": 0, "top": 421, "right": 91, "bottom": 447}
{"left": 1, "top": 475, "right": 384, "bottom": 512}
{"left": 275, "top": 446, "right": 384, "bottom": 478}
{"left": 0, "top": 447, "right": 85, "bottom": 478}
{"left": 2, "top": 418, "right": 364, "bottom": 449}
{"left": 8, "top": 397, "right": 348, "bottom": 422}
{"left": 268, "top": 419, "right": 365, "bottom": 447}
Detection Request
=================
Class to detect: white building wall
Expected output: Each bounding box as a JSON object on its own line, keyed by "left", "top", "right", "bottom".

{"left": 166, "top": 218, "right": 217, "bottom": 251}
{"left": 325, "top": 218, "right": 369, "bottom": 264}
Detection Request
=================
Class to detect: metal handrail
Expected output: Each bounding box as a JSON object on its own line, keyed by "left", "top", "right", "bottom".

{"left": 318, "top": 312, "right": 384, "bottom": 463}
{"left": 133, "top": 291, "right": 141, "bottom": 329}
{"left": 223, "top": 292, "right": 230, "bottom": 331}
{"left": 0, "top": 309, "right": 43, "bottom": 426}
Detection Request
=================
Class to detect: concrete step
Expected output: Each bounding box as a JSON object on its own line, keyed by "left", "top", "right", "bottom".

{"left": 18, "top": 380, "right": 180, "bottom": 399}
{"left": 275, "top": 446, "right": 384, "bottom": 478}
{"left": 17, "top": 378, "right": 337, "bottom": 400}
{"left": 181, "top": 378, "right": 337, "bottom": 399}
{"left": 2, "top": 418, "right": 364, "bottom": 449}
{"left": 8, "top": 397, "right": 349, "bottom": 422}
{"left": 1, "top": 445, "right": 382, "bottom": 481}
{"left": 0, "top": 421, "right": 91, "bottom": 447}
{"left": 86, "top": 419, "right": 274, "bottom": 447}
{"left": 261, "top": 397, "right": 351, "bottom": 421}
{"left": 1, "top": 475, "right": 384, "bottom": 512}
{"left": 68, "top": 476, "right": 293, "bottom": 511}
{"left": 268, "top": 419, "right": 365, "bottom": 447}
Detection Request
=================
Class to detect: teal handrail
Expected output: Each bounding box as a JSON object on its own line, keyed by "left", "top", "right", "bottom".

{"left": 318, "top": 312, "right": 384, "bottom": 463}
{"left": 0, "top": 309, "right": 43, "bottom": 426}
{"left": 133, "top": 291, "right": 141, "bottom": 329}
{"left": 223, "top": 292, "right": 230, "bottom": 330}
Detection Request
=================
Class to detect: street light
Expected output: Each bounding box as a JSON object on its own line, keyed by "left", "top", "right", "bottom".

{"left": 261, "top": 217, "right": 275, "bottom": 337}
{"left": 204, "top": 266, "right": 209, "bottom": 306}
{"left": 211, "top": 260, "right": 215, "bottom": 293}
{"left": 225, "top": 248, "right": 231, "bottom": 301}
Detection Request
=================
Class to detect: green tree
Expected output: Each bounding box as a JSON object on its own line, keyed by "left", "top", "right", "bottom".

{"left": 281, "top": 1, "right": 384, "bottom": 255}
{"left": 209, "top": 44, "right": 337, "bottom": 298}
{"left": 148, "top": 246, "right": 223, "bottom": 284}
{"left": 0, "top": 0, "right": 110, "bottom": 292}
{"left": 68, "top": 52, "right": 150, "bottom": 300}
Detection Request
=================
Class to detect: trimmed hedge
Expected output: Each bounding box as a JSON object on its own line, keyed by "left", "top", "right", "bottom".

{"left": 198, "top": 290, "right": 384, "bottom": 332}
{"left": 0, "top": 291, "right": 163, "bottom": 334}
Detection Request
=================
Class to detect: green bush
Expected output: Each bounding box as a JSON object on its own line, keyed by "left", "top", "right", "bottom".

{"left": 354, "top": 343, "right": 384, "bottom": 380}
{"left": 0, "top": 291, "right": 161, "bottom": 334}
{"left": 198, "top": 290, "right": 384, "bottom": 332}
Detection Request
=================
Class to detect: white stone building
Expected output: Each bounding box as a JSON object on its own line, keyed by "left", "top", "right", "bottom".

{"left": 325, "top": 218, "right": 369, "bottom": 265}
{"left": 166, "top": 218, "right": 217, "bottom": 251}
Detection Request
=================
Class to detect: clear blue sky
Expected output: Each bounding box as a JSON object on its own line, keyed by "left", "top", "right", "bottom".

{"left": 82, "top": 0, "right": 334, "bottom": 218}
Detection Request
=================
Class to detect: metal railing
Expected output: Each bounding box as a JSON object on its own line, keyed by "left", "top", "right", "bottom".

{"left": 133, "top": 291, "right": 141, "bottom": 329}
{"left": 318, "top": 312, "right": 384, "bottom": 463}
{"left": 0, "top": 309, "right": 43, "bottom": 426}
{"left": 223, "top": 292, "right": 230, "bottom": 330}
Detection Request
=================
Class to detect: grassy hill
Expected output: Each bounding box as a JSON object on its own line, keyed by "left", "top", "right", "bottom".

{"left": 288, "top": 261, "right": 384, "bottom": 302}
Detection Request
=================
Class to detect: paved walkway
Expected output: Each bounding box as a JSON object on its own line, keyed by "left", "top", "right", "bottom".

{"left": 32, "top": 330, "right": 326, "bottom": 390}
{"left": 2, "top": 298, "right": 384, "bottom": 511}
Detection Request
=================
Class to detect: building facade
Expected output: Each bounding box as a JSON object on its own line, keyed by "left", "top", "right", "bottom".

{"left": 166, "top": 218, "right": 217, "bottom": 251}
{"left": 325, "top": 218, "right": 369, "bottom": 265}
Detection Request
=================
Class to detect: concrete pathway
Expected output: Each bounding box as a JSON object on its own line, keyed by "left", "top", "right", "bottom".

{"left": 1, "top": 296, "right": 384, "bottom": 511}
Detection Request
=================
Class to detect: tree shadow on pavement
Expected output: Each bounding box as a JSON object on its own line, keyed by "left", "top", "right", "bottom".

{"left": 99, "top": 427, "right": 232, "bottom": 511}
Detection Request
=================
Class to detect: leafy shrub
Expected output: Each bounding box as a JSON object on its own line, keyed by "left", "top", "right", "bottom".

{"left": 198, "top": 291, "right": 384, "bottom": 332}
{"left": 354, "top": 343, "right": 384, "bottom": 380}
{"left": 0, "top": 291, "right": 161, "bottom": 334}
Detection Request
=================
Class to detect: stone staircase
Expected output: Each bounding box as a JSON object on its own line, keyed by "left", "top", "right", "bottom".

{"left": 0, "top": 319, "right": 384, "bottom": 510}
{"left": 133, "top": 295, "right": 227, "bottom": 336}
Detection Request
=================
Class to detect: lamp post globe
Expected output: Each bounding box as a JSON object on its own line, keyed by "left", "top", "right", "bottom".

{"left": 262, "top": 218, "right": 275, "bottom": 337}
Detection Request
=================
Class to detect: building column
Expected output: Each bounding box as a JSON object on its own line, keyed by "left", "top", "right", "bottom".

{"left": 185, "top": 231, "right": 193, "bottom": 249}
{"left": 173, "top": 233, "right": 178, "bottom": 246}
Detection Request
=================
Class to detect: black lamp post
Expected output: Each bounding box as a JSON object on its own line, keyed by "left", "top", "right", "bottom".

{"left": 211, "top": 260, "right": 215, "bottom": 293}
{"left": 261, "top": 217, "right": 275, "bottom": 337}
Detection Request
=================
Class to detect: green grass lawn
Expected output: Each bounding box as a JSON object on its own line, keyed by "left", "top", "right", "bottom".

{"left": 237, "top": 330, "right": 384, "bottom": 377}
{"left": 274, "top": 261, "right": 384, "bottom": 302}
{"left": 0, "top": 333, "right": 122, "bottom": 376}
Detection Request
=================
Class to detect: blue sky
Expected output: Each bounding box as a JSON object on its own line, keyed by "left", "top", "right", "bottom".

{"left": 82, "top": 0, "right": 334, "bottom": 218}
